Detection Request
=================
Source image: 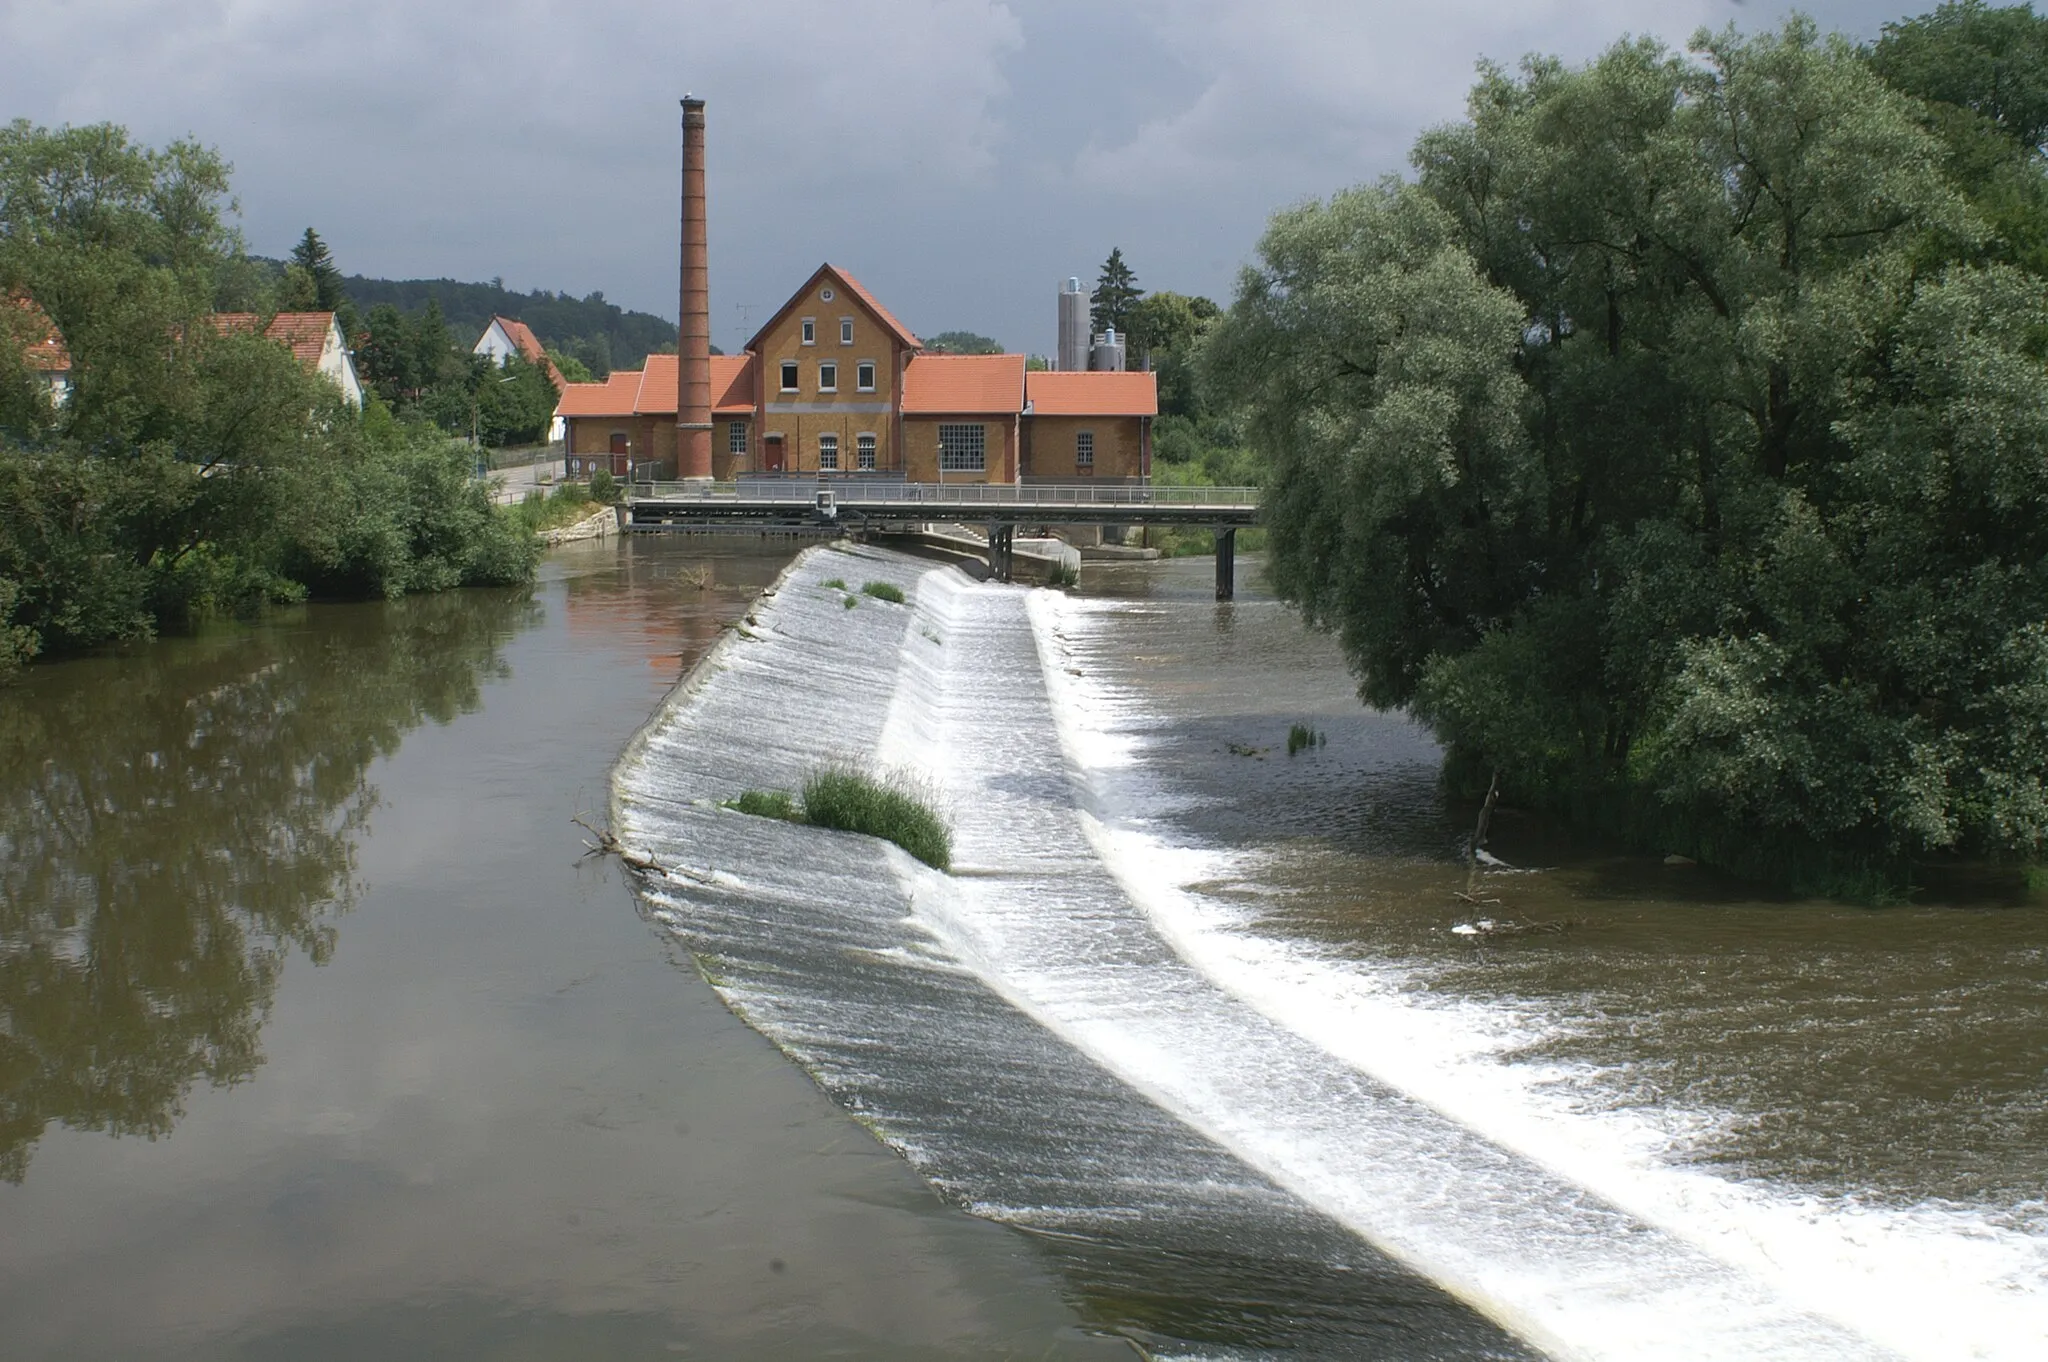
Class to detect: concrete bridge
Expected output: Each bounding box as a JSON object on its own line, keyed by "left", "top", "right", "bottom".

{"left": 623, "top": 481, "right": 1261, "bottom": 598}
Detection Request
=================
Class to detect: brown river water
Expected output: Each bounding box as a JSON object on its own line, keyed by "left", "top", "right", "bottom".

{"left": 0, "top": 539, "right": 1129, "bottom": 1361}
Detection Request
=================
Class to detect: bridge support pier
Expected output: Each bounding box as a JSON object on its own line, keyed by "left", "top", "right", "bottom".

{"left": 1214, "top": 527, "right": 1236, "bottom": 601}
{"left": 988, "top": 522, "right": 1015, "bottom": 583}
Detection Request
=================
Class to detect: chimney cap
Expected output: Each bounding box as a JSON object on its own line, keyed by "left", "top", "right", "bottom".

{"left": 681, "top": 94, "right": 706, "bottom": 108}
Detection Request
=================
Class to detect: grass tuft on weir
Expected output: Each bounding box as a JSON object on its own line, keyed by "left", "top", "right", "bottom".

{"left": 860, "top": 581, "right": 905, "bottom": 604}
{"left": 722, "top": 768, "right": 952, "bottom": 871}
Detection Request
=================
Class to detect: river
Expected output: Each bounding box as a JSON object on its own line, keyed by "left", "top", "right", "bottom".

{"left": 5, "top": 539, "right": 2045, "bottom": 1359}
{"left": 0, "top": 540, "right": 1129, "bottom": 1360}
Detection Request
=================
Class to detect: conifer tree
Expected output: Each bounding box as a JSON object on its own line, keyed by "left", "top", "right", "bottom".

{"left": 1090, "top": 247, "right": 1143, "bottom": 338}
{"left": 289, "top": 227, "right": 346, "bottom": 313}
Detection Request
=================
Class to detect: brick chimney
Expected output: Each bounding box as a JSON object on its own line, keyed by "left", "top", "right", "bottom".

{"left": 677, "top": 96, "right": 712, "bottom": 480}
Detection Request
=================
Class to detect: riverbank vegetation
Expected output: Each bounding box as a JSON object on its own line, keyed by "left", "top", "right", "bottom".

{"left": 0, "top": 121, "right": 538, "bottom": 676}
{"left": 1205, "top": 5, "right": 2048, "bottom": 894}
{"left": 725, "top": 769, "right": 953, "bottom": 871}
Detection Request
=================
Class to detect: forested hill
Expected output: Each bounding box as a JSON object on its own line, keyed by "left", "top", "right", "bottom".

{"left": 339, "top": 274, "right": 682, "bottom": 376}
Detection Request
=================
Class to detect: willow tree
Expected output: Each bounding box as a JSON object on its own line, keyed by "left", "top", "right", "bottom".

{"left": 1209, "top": 19, "right": 2048, "bottom": 890}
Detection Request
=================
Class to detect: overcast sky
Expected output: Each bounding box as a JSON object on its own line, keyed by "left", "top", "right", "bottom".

{"left": 5, "top": 0, "right": 1918, "bottom": 355}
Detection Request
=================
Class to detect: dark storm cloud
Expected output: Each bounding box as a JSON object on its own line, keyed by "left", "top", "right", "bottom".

{"left": 2, "top": 0, "right": 1919, "bottom": 353}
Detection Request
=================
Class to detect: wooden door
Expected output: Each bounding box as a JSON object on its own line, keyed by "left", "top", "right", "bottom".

{"left": 764, "top": 435, "right": 785, "bottom": 473}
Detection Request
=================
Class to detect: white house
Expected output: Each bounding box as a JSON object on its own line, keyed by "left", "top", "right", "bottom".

{"left": 474, "top": 315, "right": 565, "bottom": 440}
{"left": 215, "top": 311, "right": 365, "bottom": 408}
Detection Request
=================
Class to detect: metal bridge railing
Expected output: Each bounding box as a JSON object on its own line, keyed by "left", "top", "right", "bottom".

{"left": 628, "top": 480, "right": 1259, "bottom": 509}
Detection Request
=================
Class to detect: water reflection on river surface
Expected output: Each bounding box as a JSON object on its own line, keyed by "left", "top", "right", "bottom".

{"left": 0, "top": 539, "right": 1127, "bottom": 1361}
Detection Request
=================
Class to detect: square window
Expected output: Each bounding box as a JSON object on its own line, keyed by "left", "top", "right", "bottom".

{"left": 801, "top": 318, "right": 816, "bottom": 345}
{"left": 780, "top": 360, "right": 799, "bottom": 391}
{"left": 818, "top": 433, "right": 839, "bottom": 471}
{"left": 856, "top": 361, "right": 876, "bottom": 392}
{"left": 841, "top": 318, "right": 854, "bottom": 345}
{"left": 728, "top": 422, "right": 748, "bottom": 455}
{"left": 1076, "top": 430, "right": 1095, "bottom": 471}
{"left": 938, "top": 423, "right": 986, "bottom": 473}
{"left": 857, "top": 433, "right": 877, "bottom": 470}
{"left": 819, "top": 362, "right": 837, "bottom": 392}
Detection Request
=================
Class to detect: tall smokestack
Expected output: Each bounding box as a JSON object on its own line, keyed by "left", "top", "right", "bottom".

{"left": 678, "top": 96, "right": 712, "bottom": 480}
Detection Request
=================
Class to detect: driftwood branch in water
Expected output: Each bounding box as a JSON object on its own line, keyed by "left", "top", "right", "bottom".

{"left": 571, "top": 813, "right": 677, "bottom": 878}
{"left": 1464, "top": 768, "right": 1502, "bottom": 900}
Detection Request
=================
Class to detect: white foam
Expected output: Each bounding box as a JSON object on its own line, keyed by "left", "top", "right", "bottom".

{"left": 871, "top": 572, "right": 1892, "bottom": 1360}
{"left": 1029, "top": 587, "right": 2048, "bottom": 1362}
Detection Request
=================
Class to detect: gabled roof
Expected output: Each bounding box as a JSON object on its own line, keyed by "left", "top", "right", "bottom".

{"left": 901, "top": 353, "right": 1026, "bottom": 414}
{"left": 1025, "top": 370, "right": 1158, "bottom": 417}
{"left": 746, "top": 263, "right": 921, "bottom": 352}
{"left": 482, "top": 315, "right": 566, "bottom": 388}
{"left": 490, "top": 316, "right": 547, "bottom": 364}
{"left": 551, "top": 354, "right": 754, "bottom": 419}
{"left": 214, "top": 311, "right": 336, "bottom": 369}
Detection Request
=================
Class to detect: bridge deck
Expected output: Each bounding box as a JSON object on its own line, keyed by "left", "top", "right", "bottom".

{"left": 625, "top": 480, "right": 1260, "bottom": 527}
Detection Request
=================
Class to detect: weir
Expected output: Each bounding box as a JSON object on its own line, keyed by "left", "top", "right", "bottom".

{"left": 611, "top": 545, "right": 1951, "bottom": 1362}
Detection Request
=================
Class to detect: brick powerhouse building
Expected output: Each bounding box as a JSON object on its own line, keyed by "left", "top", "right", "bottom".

{"left": 555, "top": 263, "right": 1155, "bottom": 483}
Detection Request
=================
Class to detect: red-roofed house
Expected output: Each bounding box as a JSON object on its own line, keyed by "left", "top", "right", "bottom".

{"left": 9, "top": 296, "right": 72, "bottom": 407}
{"left": 553, "top": 263, "right": 1153, "bottom": 483}
{"left": 474, "top": 315, "right": 567, "bottom": 388}
{"left": 215, "top": 311, "right": 365, "bottom": 407}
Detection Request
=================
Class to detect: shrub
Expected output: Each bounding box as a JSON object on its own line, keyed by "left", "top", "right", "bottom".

{"left": 801, "top": 768, "right": 951, "bottom": 871}
{"left": 588, "top": 468, "right": 617, "bottom": 503}
{"left": 860, "top": 580, "right": 905, "bottom": 603}
{"left": 1287, "top": 723, "right": 1326, "bottom": 756}
{"left": 724, "top": 789, "right": 797, "bottom": 821}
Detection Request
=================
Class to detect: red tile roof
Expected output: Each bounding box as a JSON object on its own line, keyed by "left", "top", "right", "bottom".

{"left": 492, "top": 316, "right": 547, "bottom": 364}
{"left": 711, "top": 354, "right": 754, "bottom": 413}
{"left": 490, "top": 315, "right": 567, "bottom": 387}
{"left": 554, "top": 370, "right": 641, "bottom": 418}
{"left": 10, "top": 296, "right": 69, "bottom": 371}
{"left": 902, "top": 353, "right": 1025, "bottom": 414}
{"left": 746, "top": 263, "right": 921, "bottom": 352}
{"left": 552, "top": 354, "right": 754, "bottom": 419}
{"left": 635, "top": 355, "right": 677, "bottom": 416}
{"left": 214, "top": 311, "right": 335, "bottom": 369}
{"left": 1025, "top": 370, "right": 1158, "bottom": 417}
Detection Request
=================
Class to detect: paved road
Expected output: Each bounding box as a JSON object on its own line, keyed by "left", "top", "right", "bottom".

{"left": 488, "top": 458, "right": 567, "bottom": 506}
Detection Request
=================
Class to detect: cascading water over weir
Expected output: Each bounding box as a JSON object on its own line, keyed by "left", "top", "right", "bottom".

{"left": 614, "top": 544, "right": 2048, "bottom": 1361}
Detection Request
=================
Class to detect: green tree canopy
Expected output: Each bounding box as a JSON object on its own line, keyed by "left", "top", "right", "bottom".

{"left": 1209, "top": 17, "right": 2048, "bottom": 891}
{"left": 924, "top": 329, "right": 1005, "bottom": 354}
{"left": 0, "top": 121, "right": 536, "bottom": 668}
{"left": 1871, "top": 1, "right": 2048, "bottom": 150}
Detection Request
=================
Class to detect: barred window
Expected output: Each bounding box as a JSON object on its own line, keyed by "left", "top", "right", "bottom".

{"left": 857, "top": 433, "right": 877, "bottom": 470}
{"left": 938, "top": 423, "right": 986, "bottom": 473}
{"left": 728, "top": 422, "right": 748, "bottom": 456}
{"left": 780, "top": 361, "right": 798, "bottom": 391}
{"left": 819, "top": 362, "right": 837, "bottom": 392}
{"left": 1075, "top": 430, "right": 1095, "bottom": 471}
{"left": 856, "top": 360, "right": 876, "bottom": 391}
{"left": 818, "top": 433, "right": 839, "bottom": 471}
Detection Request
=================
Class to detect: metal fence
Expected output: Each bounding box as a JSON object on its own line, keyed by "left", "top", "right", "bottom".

{"left": 628, "top": 480, "right": 1259, "bottom": 509}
